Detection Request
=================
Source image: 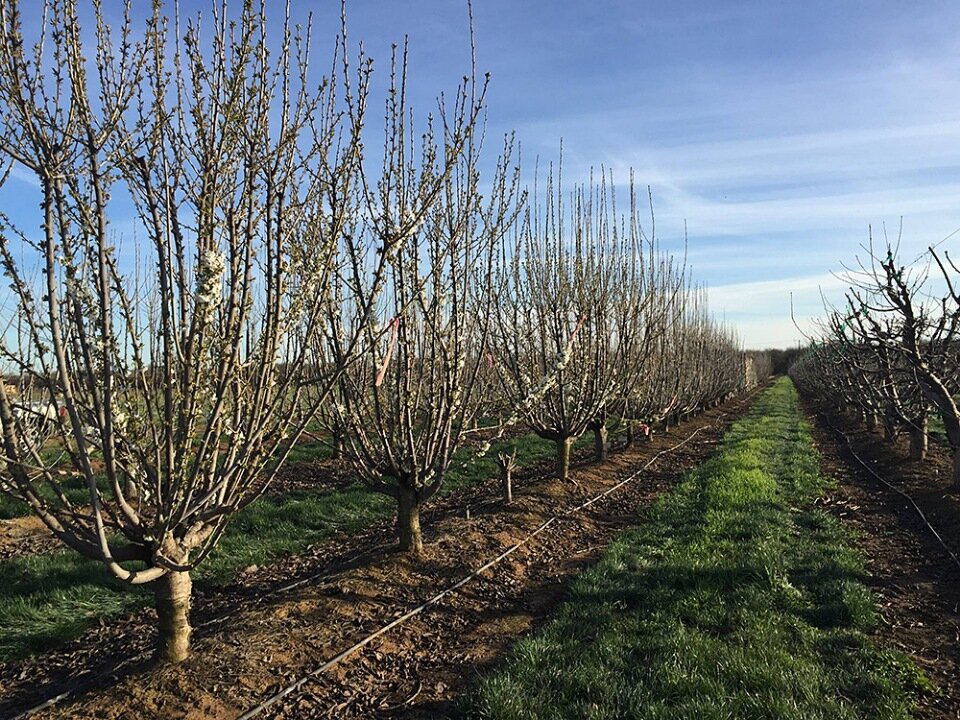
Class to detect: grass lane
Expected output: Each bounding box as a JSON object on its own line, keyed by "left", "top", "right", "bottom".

{"left": 0, "top": 431, "right": 589, "bottom": 662}
{"left": 467, "top": 378, "right": 930, "bottom": 720}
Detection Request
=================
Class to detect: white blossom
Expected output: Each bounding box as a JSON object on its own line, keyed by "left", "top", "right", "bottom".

{"left": 196, "top": 248, "right": 225, "bottom": 310}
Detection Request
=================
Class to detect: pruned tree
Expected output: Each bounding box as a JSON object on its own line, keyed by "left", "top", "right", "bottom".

{"left": 0, "top": 0, "right": 398, "bottom": 662}
{"left": 849, "top": 241, "right": 959, "bottom": 477}
{"left": 795, "top": 235, "right": 959, "bottom": 479}
{"left": 313, "top": 45, "right": 520, "bottom": 554}
{"left": 488, "top": 169, "right": 658, "bottom": 479}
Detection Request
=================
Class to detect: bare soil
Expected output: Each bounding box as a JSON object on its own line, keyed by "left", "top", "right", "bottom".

{"left": 0, "top": 391, "right": 760, "bottom": 720}
{"left": 803, "top": 399, "right": 960, "bottom": 720}
{"left": 0, "top": 515, "right": 61, "bottom": 561}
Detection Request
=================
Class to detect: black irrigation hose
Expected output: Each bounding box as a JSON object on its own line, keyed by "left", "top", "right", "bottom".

{"left": 236, "top": 388, "right": 765, "bottom": 720}
{"left": 9, "top": 536, "right": 393, "bottom": 720}
{"left": 12, "top": 386, "right": 763, "bottom": 720}
{"left": 235, "top": 430, "right": 709, "bottom": 720}
{"left": 818, "top": 411, "right": 960, "bottom": 575}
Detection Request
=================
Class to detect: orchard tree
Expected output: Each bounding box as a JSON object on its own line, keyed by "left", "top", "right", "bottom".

{"left": 845, "top": 241, "right": 959, "bottom": 477}
{"left": 313, "top": 46, "right": 520, "bottom": 554}
{"left": 0, "top": 0, "right": 415, "bottom": 662}
{"left": 796, "top": 237, "right": 959, "bottom": 479}
{"left": 489, "top": 170, "right": 656, "bottom": 480}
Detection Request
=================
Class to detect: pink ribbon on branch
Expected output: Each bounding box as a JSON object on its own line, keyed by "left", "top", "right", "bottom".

{"left": 375, "top": 316, "right": 401, "bottom": 388}
{"left": 565, "top": 314, "right": 587, "bottom": 355}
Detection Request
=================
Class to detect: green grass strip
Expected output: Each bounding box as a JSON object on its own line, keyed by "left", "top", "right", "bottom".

{"left": 0, "top": 431, "right": 589, "bottom": 662}
{"left": 467, "top": 378, "right": 931, "bottom": 720}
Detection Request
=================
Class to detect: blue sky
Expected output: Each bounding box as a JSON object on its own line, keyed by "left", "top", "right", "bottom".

{"left": 6, "top": 0, "right": 960, "bottom": 348}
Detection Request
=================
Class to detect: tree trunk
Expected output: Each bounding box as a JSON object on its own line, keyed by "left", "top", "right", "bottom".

{"left": 953, "top": 448, "right": 960, "bottom": 489}
{"left": 865, "top": 412, "right": 878, "bottom": 432}
{"left": 624, "top": 423, "right": 634, "bottom": 447}
{"left": 883, "top": 419, "right": 896, "bottom": 442}
{"left": 556, "top": 436, "right": 573, "bottom": 482}
{"left": 592, "top": 424, "right": 608, "bottom": 462}
{"left": 501, "top": 464, "right": 513, "bottom": 504}
{"left": 909, "top": 416, "right": 928, "bottom": 461}
{"left": 331, "top": 429, "right": 343, "bottom": 460}
{"left": 397, "top": 488, "right": 423, "bottom": 555}
{"left": 154, "top": 570, "right": 192, "bottom": 664}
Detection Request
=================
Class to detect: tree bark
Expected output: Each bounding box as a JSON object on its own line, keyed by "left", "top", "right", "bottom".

{"left": 883, "top": 419, "right": 896, "bottom": 442}
{"left": 592, "top": 424, "right": 608, "bottom": 462}
{"left": 953, "top": 449, "right": 960, "bottom": 489}
{"left": 397, "top": 488, "right": 423, "bottom": 555}
{"left": 501, "top": 465, "right": 513, "bottom": 504}
{"left": 624, "top": 423, "right": 634, "bottom": 447}
{"left": 865, "top": 412, "right": 878, "bottom": 432}
{"left": 331, "top": 428, "right": 343, "bottom": 460}
{"left": 154, "top": 569, "right": 192, "bottom": 664}
{"left": 556, "top": 436, "right": 573, "bottom": 482}
{"left": 909, "top": 416, "right": 928, "bottom": 461}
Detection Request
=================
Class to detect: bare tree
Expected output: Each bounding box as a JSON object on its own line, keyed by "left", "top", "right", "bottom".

{"left": 617, "top": 265, "right": 749, "bottom": 441}
{"left": 0, "top": 0, "right": 393, "bottom": 662}
{"left": 488, "top": 169, "right": 657, "bottom": 480}
{"left": 795, "top": 236, "right": 958, "bottom": 479}
{"left": 312, "top": 43, "right": 519, "bottom": 554}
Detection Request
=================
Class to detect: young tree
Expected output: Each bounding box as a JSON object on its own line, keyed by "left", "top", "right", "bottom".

{"left": 0, "top": 0, "right": 389, "bottom": 662}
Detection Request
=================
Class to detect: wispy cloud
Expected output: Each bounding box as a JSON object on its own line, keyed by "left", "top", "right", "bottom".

{"left": 707, "top": 273, "right": 849, "bottom": 349}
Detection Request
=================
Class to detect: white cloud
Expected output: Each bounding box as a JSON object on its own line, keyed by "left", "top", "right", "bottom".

{"left": 707, "top": 272, "right": 848, "bottom": 349}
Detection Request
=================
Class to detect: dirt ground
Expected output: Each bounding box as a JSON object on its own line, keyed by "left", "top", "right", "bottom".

{"left": 803, "top": 399, "right": 960, "bottom": 720}
{"left": 0, "top": 515, "right": 61, "bottom": 561}
{"left": 0, "top": 390, "right": 760, "bottom": 720}
{"left": 6, "top": 389, "right": 960, "bottom": 719}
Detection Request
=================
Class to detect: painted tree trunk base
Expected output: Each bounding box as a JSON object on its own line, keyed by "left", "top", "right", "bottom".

{"left": 154, "top": 570, "right": 192, "bottom": 664}
{"left": 593, "top": 426, "right": 608, "bottom": 462}
{"left": 501, "top": 466, "right": 513, "bottom": 504}
{"left": 397, "top": 490, "right": 423, "bottom": 555}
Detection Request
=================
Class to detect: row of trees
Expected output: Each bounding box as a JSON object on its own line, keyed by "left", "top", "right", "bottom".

{"left": 325, "top": 162, "right": 768, "bottom": 554}
{"left": 791, "top": 236, "right": 960, "bottom": 483}
{"left": 0, "top": 0, "right": 766, "bottom": 664}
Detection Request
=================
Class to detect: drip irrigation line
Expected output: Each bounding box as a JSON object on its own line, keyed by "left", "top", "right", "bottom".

{"left": 10, "top": 538, "right": 393, "bottom": 720}
{"left": 12, "top": 386, "right": 762, "bottom": 720}
{"left": 820, "top": 412, "right": 960, "bottom": 575}
{"left": 235, "top": 390, "right": 764, "bottom": 720}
